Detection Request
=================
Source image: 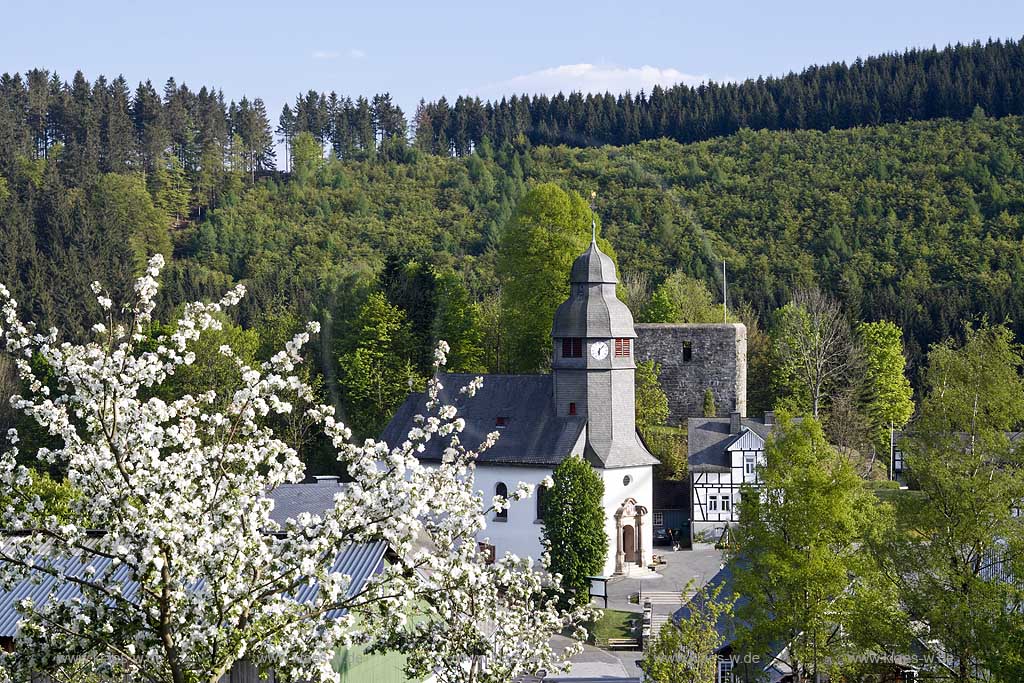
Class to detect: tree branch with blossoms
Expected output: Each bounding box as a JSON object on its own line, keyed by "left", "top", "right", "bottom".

{"left": 0, "top": 255, "right": 590, "bottom": 683}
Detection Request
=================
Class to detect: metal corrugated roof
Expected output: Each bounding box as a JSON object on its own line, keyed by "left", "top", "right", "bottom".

{"left": 0, "top": 535, "right": 386, "bottom": 637}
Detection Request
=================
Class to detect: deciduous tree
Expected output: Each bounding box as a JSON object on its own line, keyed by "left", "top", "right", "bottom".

{"left": 858, "top": 320, "right": 913, "bottom": 456}
{"left": 871, "top": 323, "right": 1024, "bottom": 682}
{"left": 731, "top": 414, "right": 884, "bottom": 682}
{"left": 773, "top": 288, "right": 857, "bottom": 418}
{"left": 498, "top": 184, "right": 615, "bottom": 373}
{"left": 0, "top": 258, "right": 588, "bottom": 683}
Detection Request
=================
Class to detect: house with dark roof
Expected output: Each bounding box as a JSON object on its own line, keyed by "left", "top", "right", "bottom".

{"left": 382, "top": 236, "right": 659, "bottom": 577}
{"left": 688, "top": 411, "right": 775, "bottom": 536}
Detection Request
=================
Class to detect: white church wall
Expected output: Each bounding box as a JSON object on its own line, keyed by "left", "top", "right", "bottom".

{"left": 473, "top": 465, "right": 556, "bottom": 565}
{"left": 600, "top": 464, "right": 654, "bottom": 576}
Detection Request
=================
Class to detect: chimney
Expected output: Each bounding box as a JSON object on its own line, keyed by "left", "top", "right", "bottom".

{"left": 764, "top": 411, "right": 775, "bottom": 427}
{"left": 729, "top": 411, "right": 742, "bottom": 435}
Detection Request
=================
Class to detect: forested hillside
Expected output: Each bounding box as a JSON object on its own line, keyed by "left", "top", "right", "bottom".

{"left": 5, "top": 40, "right": 1024, "bottom": 440}
{"left": 4, "top": 110, "right": 1024, "bottom": 386}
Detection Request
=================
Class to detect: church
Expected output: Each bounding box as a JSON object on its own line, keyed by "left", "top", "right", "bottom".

{"left": 381, "top": 236, "right": 659, "bottom": 577}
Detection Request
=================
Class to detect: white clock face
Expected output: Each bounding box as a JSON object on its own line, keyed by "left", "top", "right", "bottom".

{"left": 590, "top": 341, "right": 609, "bottom": 360}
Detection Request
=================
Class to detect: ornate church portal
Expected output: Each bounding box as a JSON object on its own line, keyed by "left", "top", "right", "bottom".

{"left": 614, "top": 498, "right": 648, "bottom": 575}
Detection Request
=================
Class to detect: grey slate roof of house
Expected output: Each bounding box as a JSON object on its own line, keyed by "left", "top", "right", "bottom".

{"left": 687, "top": 417, "right": 773, "bottom": 472}
{"left": 381, "top": 374, "right": 589, "bottom": 467}
{"left": 0, "top": 485, "right": 387, "bottom": 638}
{"left": 268, "top": 478, "right": 345, "bottom": 526}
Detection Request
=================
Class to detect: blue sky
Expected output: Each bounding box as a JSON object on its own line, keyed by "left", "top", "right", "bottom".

{"left": 2, "top": 0, "right": 1022, "bottom": 124}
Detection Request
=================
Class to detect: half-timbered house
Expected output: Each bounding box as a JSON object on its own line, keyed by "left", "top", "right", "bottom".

{"left": 687, "top": 411, "right": 775, "bottom": 536}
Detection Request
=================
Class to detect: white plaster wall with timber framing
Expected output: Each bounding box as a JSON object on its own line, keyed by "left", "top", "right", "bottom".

{"left": 692, "top": 429, "right": 765, "bottom": 536}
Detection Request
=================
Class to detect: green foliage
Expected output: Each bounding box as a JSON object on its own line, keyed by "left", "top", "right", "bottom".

{"left": 771, "top": 290, "right": 855, "bottom": 417}
{"left": 635, "top": 361, "right": 669, "bottom": 428}
{"left": 146, "top": 316, "right": 260, "bottom": 405}
{"left": 639, "top": 271, "right": 721, "bottom": 324}
{"left": 642, "top": 580, "right": 736, "bottom": 683}
{"left": 542, "top": 455, "right": 608, "bottom": 605}
{"left": 731, "top": 414, "right": 887, "bottom": 680}
{"left": 858, "top": 320, "right": 914, "bottom": 452}
{"left": 431, "top": 268, "right": 485, "bottom": 373}
{"left": 498, "top": 183, "right": 616, "bottom": 373}
{"left": 644, "top": 426, "right": 687, "bottom": 481}
{"left": 871, "top": 323, "right": 1024, "bottom": 681}
{"left": 91, "top": 173, "right": 171, "bottom": 271}
{"left": 338, "top": 293, "right": 421, "bottom": 438}
{"left": 150, "top": 153, "right": 190, "bottom": 221}
{"left": 702, "top": 387, "right": 715, "bottom": 418}
{"left": 0, "top": 469, "right": 80, "bottom": 525}
{"left": 291, "top": 131, "right": 323, "bottom": 184}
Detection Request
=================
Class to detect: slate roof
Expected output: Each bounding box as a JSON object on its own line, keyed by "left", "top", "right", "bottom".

{"left": 381, "top": 374, "right": 588, "bottom": 467}
{"left": 569, "top": 239, "right": 618, "bottom": 284}
{"left": 0, "top": 485, "right": 388, "bottom": 638}
{"left": 269, "top": 478, "right": 345, "bottom": 526}
{"left": 687, "top": 417, "right": 773, "bottom": 472}
{"left": 672, "top": 562, "right": 786, "bottom": 665}
{"left": 552, "top": 240, "right": 637, "bottom": 339}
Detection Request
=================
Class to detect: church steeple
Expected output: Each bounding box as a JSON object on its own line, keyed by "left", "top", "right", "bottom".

{"left": 551, "top": 237, "right": 657, "bottom": 469}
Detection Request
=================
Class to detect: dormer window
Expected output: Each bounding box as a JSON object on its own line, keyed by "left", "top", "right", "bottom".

{"left": 495, "top": 416, "right": 508, "bottom": 428}
{"left": 614, "top": 338, "right": 631, "bottom": 357}
{"left": 562, "top": 338, "right": 582, "bottom": 358}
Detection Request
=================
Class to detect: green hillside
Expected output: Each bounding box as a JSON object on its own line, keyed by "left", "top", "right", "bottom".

{"left": 4, "top": 112, "right": 1024, "bottom": 435}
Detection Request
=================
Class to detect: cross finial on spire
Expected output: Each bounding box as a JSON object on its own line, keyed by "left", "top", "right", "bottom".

{"left": 590, "top": 190, "right": 597, "bottom": 244}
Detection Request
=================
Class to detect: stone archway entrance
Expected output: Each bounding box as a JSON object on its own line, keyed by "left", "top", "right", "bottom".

{"left": 614, "top": 498, "right": 648, "bottom": 575}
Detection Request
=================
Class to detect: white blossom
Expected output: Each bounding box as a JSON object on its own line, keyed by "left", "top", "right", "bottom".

{"left": 0, "top": 263, "right": 588, "bottom": 683}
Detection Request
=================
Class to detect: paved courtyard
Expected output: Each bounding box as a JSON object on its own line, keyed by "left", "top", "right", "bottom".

{"left": 552, "top": 542, "right": 726, "bottom": 680}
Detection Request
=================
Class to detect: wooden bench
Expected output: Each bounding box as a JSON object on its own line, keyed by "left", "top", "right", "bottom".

{"left": 606, "top": 638, "right": 640, "bottom": 650}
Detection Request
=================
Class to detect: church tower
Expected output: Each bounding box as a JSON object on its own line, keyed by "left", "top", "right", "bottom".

{"left": 551, "top": 237, "right": 658, "bottom": 469}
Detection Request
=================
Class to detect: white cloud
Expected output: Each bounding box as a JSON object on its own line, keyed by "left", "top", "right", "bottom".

{"left": 473, "top": 63, "right": 707, "bottom": 98}
{"left": 312, "top": 50, "right": 340, "bottom": 60}
{"left": 349, "top": 48, "right": 367, "bottom": 59}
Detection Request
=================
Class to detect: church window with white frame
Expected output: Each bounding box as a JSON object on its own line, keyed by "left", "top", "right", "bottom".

{"left": 721, "top": 494, "right": 731, "bottom": 512}
{"left": 708, "top": 495, "right": 718, "bottom": 512}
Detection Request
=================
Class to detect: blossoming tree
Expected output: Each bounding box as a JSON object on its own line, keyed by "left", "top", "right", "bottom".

{"left": 0, "top": 255, "right": 586, "bottom": 683}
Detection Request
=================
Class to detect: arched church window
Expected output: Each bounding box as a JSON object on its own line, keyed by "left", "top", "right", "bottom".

{"left": 536, "top": 483, "right": 551, "bottom": 522}
{"left": 495, "top": 482, "right": 508, "bottom": 521}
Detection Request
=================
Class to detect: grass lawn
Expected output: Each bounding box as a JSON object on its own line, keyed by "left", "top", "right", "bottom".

{"left": 585, "top": 608, "right": 638, "bottom": 647}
